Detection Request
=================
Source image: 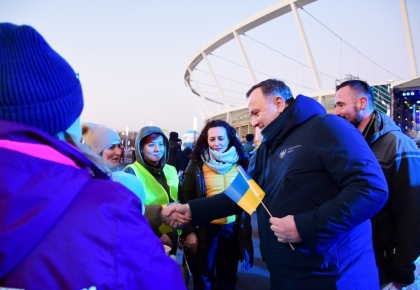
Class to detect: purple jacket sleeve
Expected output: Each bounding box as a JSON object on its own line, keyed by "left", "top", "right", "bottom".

{"left": 115, "top": 194, "right": 186, "bottom": 289}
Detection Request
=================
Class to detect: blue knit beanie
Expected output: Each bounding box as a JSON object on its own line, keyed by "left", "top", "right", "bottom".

{"left": 0, "top": 23, "right": 83, "bottom": 135}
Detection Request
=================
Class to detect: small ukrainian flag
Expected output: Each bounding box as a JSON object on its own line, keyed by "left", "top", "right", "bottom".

{"left": 225, "top": 166, "right": 265, "bottom": 214}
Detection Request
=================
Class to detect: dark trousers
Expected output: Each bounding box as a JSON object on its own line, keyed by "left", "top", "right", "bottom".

{"left": 193, "top": 223, "right": 238, "bottom": 290}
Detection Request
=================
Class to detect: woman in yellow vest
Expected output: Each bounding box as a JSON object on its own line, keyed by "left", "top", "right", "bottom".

{"left": 179, "top": 120, "right": 253, "bottom": 290}
{"left": 124, "top": 126, "right": 179, "bottom": 255}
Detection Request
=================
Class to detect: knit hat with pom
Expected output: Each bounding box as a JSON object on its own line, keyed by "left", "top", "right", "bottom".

{"left": 0, "top": 23, "right": 83, "bottom": 135}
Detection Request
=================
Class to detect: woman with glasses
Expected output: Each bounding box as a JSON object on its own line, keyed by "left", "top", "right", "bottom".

{"left": 124, "top": 126, "right": 181, "bottom": 255}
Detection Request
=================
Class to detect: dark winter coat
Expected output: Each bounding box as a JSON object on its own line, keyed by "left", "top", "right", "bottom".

{"left": 180, "top": 146, "right": 192, "bottom": 171}
{"left": 364, "top": 111, "right": 420, "bottom": 285}
{"left": 179, "top": 157, "right": 253, "bottom": 272}
{"left": 167, "top": 133, "right": 183, "bottom": 172}
{"left": 188, "top": 95, "right": 388, "bottom": 289}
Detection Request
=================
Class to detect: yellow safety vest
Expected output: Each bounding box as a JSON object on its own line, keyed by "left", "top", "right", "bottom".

{"left": 125, "top": 162, "right": 180, "bottom": 234}
{"left": 126, "top": 162, "right": 179, "bottom": 204}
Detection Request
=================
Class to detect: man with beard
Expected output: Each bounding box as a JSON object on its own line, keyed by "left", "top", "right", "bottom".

{"left": 334, "top": 79, "right": 420, "bottom": 288}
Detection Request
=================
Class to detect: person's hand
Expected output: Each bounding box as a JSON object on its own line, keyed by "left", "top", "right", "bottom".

{"left": 160, "top": 233, "right": 173, "bottom": 248}
{"left": 186, "top": 232, "right": 198, "bottom": 254}
{"left": 161, "top": 203, "right": 191, "bottom": 228}
{"left": 269, "top": 215, "right": 302, "bottom": 243}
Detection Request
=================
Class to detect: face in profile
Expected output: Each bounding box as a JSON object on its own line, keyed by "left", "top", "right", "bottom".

{"left": 248, "top": 87, "right": 282, "bottom": 131}
{"left": 334, "top": 86, "right": 363, "bottom": 127}
{"left": 102, "top": 143, "right": 121, "bottom": 167}
{"left": 207, "top": 126, "right": 229, "bottom": 153}
{"left": 141, "top": 135, "right": 165, "bottom": 165}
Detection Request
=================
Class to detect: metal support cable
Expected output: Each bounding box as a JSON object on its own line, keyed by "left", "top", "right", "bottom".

{"left": 253, "top": 70, "right": 316, "bottom": 90}
{"left": 210, "top": 54, "right": 247, "bottom": 68}
{"left": 196, "top": 81, "right": 246, "bottom": 95}
{"left": 243, "top": 34, "right": 336, "bottom": 81}
{"left": 297, "top": 5, "right": 403, "bottom": 80}
{"left": 200, "top": 90, "right": 245, "bottom": 105}
{"left": 195, "top": 68, "right": 251, "bottom": 87}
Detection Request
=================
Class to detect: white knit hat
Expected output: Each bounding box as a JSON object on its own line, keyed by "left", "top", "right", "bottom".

{"left": 82, "top": 122, "right": 121, "bottom": 155}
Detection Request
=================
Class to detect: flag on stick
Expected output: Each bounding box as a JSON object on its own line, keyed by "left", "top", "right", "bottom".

{"left": 225, "top": 166, "right": 294, "bottom": 250}
{"left": 225, "top": 166, "right": 265, "bottom": 215}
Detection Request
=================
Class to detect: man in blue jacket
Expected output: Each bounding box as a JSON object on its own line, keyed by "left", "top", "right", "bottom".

{"left": 335, "top": 80, "right": 420, "bottom": 288}
{"left": 165, "top": 79, "right": 389, "bottom": 289}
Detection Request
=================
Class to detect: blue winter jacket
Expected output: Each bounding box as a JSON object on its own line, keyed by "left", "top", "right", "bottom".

{"left": 189, "top": 95, "right": 388, "bottom": 289}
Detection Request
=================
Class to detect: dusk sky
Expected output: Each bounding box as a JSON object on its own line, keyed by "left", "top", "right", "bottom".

{"left": 1, "top": 0, "right": 419, "bottom": 136}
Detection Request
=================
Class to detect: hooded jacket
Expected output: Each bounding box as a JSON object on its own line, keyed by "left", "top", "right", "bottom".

{"left": 124, "top": 126, "right": 179, "bottom": 235}
{"left": 188, "top": 95, "right": 388, "bottom": 289}
{"left": 0, "top": 121, "right": 185, "bottom": 289}
{"left": 364, "top": 111, "right": 420, "bottom": 285}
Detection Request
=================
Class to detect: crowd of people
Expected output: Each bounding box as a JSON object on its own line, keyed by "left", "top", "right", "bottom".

{"left": 1, "top": 23, "right": 420, "bottom": 290}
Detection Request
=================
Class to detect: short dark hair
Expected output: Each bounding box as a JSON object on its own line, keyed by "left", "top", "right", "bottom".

{"left": 246, "top": 134, "right": 254, "bottom": 142}
{"left": 336, "top": 80, "right": 375, "bottom": 107}
{"left": 246, "top": 79, "right": 294, "bottom": 105}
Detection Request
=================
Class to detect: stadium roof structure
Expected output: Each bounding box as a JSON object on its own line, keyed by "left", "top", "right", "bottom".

{"left": 183, "top": 0, "right": 419, "bottom": 141}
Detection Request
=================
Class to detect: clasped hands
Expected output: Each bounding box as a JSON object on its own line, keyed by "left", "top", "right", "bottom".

{"left": 160, "top": 203, "right": 191, "bottom": 228}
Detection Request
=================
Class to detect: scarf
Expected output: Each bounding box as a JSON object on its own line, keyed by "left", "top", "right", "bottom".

{"left": 201, "top": 146, "right": 239, "bottom": 175}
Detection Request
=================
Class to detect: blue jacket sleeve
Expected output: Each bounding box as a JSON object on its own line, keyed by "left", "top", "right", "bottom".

{"left": 188, "top": 193, "right": 243, "bottom": 226}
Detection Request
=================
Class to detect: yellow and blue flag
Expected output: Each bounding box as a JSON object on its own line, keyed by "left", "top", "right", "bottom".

{"left": 225, "top": 166, "right": 265, "bottom": 214}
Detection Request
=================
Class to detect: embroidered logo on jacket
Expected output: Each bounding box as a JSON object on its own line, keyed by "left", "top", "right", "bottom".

{"left": 279, "top": 145, "right": 301, "bottom": 159}
{"left": 279, "top": 149, "right": 287, "bottom": 159}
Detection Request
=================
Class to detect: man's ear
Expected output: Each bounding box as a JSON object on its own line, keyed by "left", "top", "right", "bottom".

{"left": 358, "top": 96, "right": 368, "bottom": 110}
{"left": 274, "top": 96, "right": 286, "bottom": 113}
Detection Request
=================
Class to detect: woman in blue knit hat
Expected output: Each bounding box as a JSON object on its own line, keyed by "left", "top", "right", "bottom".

{"left": 0, "top": 23, "right": 186, "bottom": 289}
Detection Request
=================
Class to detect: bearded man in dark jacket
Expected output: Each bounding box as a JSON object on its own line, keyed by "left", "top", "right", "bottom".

{"left": 164, "top": 79, "right": 389, "bottom": 290}
{"left": 335, "top": 80, "right": 420, "bottom": 288}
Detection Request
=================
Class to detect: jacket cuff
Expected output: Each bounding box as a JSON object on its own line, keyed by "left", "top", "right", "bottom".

{"left": 144, "top": 204, "right": 163, "bottom": 237}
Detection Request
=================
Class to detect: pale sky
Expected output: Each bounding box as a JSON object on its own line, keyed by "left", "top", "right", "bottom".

{"left": 1, "top": 0, "right": 419, "bottom": 135}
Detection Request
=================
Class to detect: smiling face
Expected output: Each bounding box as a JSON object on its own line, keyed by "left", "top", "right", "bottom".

{"left": 102, "top": 143, "right": 121, "bottom": 167}
{"left": 334, "top": 85, "right": 364, "bottom": 127}
{"left": 141, "top": 135, "right": 164, "bottom": 165}
{"left": 207, "top": 126, "right": 229, "bottom": 153}
{"left": 247, "top": 87, "right": 284, "bottom": 131}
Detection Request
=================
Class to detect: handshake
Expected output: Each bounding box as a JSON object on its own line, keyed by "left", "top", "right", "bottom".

{"left": 160, "top": 202, "right": 192, "bottom": 228}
